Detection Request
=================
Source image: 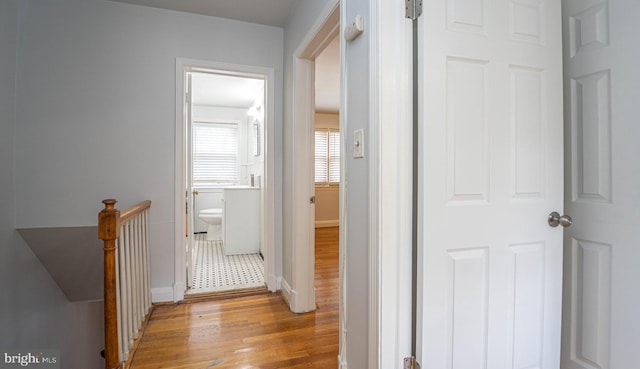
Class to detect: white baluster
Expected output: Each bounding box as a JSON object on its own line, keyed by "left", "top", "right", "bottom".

{"left": 115, "top": 240, "right": 124, "bottom": 363}
{"left": 138, "top": 215, "right": 144, "bottom": 327}
{"left": 125, "top": 224, "right": 135, "bottom": 350}
{"left": 143, "top": 210, "right": 151, "bottom": 313}
{"left": 118, "top": 228, "right": 130, "bottom": 358}
{"left": 131, "top": 213, "right": 140, "bottom": 333}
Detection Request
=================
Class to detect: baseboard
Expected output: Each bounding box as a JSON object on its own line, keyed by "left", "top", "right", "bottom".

{"left": 280, "top": 278, "right": 294, "bottom": 309}
{"left": 276, "top": 276, "right": 282, "bottom": 290}
{"left": 315, "top": 219, "right": 339, "bottom": 228}
{"left": 338, "top": 355, "right": 347, "bottom": 369}
{"left": 172, "top": 282, "right": 186, "bottom": 302}
{"left": 266, "top": 273, "right": 280, "bottom": 292}
{"left": 151, "top": 287, "right": 174, "bottom": 303}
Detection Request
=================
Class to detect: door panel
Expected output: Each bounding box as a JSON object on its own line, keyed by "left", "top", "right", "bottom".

{"left": 417, "top": 0, "right": 564, "bottom": 368}
{"left": 562, "top": 1, "right": 640, "bottom": 368}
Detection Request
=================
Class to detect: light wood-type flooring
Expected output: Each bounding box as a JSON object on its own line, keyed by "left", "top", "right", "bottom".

{"left": 129, "top": 227, "right": 339, "bottom": 369}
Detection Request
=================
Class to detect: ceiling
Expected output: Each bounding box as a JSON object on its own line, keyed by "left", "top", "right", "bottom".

{"left": 191, "top": 73, "right": 264, "bottom": 108}
{"left": 315, "top": 36, "right": 340, "bottom": 113}
{"left": 109, "top": 0, "right": 296, "bottom": 27}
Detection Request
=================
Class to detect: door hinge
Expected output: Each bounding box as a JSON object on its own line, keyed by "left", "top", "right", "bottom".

{"left": 405, "top": 0, "right": 423, "bottom": 20}
{"left": 309, "top": 196, "right": 316, "bottom": 204}
{"left": 404, "top": 357, "right": 421, "bottom": 369}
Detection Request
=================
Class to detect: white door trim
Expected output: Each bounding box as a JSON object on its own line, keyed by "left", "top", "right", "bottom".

{"left": 174, "top": 58, "right": 277, "bottom": 302}
{"left": 289, "top": 0, "right": 340, "bottom": 314}
{"left": 368, "top": 0, "right": 414, "bottom": 367}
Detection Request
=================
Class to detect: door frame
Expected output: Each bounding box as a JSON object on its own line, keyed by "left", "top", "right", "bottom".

{"left": 174, "top": 58, "right": 277, "bottom": 302}
{"left": 287, "top": 0, "right": 340, "bottom": 314}
{"left": 368, "top": 0, "right": 414, "bottom": 366}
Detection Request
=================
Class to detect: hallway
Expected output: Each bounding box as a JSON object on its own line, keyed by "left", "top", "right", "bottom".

{"left": 129, "top": 227, "right": 339, "bottom": 368}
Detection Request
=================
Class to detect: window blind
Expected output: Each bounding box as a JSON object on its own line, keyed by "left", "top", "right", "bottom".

{"left": 315, "top": 129, "right": 340, "bottom": 185}
{"left": 192, "top": 122, "right": 238, "bottom": 185}
{"left": 328, "top": 130, "right": 340, "bottom": 183}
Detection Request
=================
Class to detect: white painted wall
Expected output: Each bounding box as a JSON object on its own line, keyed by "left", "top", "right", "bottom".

{"left": 14, "top": 0, "right": 284, "bottom": 295}
{"left": 0, "top": 1, "right": 103, "bottom": 367}
{"left": 341, "top": 0, "right": 371, "bottom": 366}
{"left": 192, "top": 106, "right": 248, "bottom": 124}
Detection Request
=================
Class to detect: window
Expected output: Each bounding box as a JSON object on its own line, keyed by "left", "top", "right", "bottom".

{"left": 192, "top": 122, "right": 238, "bottom": 186}
{"left": 315, "top": 129, "right": 340, "bottom": 185}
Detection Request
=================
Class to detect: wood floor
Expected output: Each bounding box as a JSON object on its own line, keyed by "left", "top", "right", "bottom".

{"left": 129, "top": 227, "right": 339, "bottom": 369}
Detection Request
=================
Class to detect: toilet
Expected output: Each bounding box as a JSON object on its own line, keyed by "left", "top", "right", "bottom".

{"left": 198, "top": 208, "right": 222, "bottom": 241}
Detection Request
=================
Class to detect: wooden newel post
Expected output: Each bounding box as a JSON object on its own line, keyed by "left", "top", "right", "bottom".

{"left": 99, "top": 199, "right": 121, "bottom": 369}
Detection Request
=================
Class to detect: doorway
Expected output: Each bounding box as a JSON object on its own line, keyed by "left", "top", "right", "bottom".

{"left": 287, "top": 0, "right": 340, "bottom": 314}
{"left": 313, "top": 31, "right": 341, "bottom": 326}
{"left": 186, "top": 71, "right": 265, "bottom": 294}
{"left": 174, "top": 59, "right": 277, "bottom": 302}
{"left": 313, "top": 34, "right": 341, "bottom": 229}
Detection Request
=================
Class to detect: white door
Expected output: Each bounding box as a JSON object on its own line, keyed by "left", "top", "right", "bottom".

{"left": 561, "top": 1, "right": 640, "bottom": 368}
{"left": 416, "top": 0, "right": 564, "bottom": 368}
{"left": 185, "top": 71, "right": 195, "bottom": 289}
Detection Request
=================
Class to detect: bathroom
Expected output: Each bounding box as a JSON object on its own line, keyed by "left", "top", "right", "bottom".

{"left": 188, "top": 71, "right": 265, "bottom": 294}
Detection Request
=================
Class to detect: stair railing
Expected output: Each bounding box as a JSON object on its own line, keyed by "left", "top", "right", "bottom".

{"left": 99, "top": 199, "right": 152, "bottom": 369}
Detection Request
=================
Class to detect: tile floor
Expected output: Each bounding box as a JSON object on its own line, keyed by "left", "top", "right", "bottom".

{"left": 188, "top": 233, "right": 264, "bottom": 294}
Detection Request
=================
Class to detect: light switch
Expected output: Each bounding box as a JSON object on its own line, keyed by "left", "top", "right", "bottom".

{"left": 353, "top": 129, "right": 364, "bottom": 159}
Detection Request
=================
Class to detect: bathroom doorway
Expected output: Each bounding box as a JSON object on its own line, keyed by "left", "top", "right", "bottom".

{"left": 175, "top": 59, "right": 277, "bottom": 299}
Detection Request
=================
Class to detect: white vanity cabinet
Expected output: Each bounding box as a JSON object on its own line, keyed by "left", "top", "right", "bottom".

{"left": 221, "top": 187, "right": 260, "bottom": 255}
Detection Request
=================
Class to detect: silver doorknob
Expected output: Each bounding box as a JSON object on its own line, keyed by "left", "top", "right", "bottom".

{"left": 548, "top": 212, "right": 572, "bottom": 228}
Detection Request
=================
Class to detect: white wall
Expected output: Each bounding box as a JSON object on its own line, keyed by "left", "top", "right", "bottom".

{"left": 192, "top": 106, "right": 248, "bottom": 124}
{"left": 341, "top": 0, "right": 371, "bottom": 366}
{"left": 0, "top": 1, "right": 103, "bottom": 367}
{"left": 14, "top": 0, "right": 284, "bottom": 295}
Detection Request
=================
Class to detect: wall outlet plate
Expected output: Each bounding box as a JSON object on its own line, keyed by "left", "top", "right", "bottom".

{"left": 353, "top": 129, "right": 364, "bottom": 159}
